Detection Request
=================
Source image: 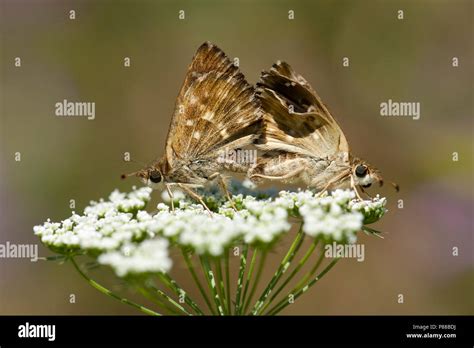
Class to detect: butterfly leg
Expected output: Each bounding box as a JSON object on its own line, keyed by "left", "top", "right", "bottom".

{"left": 250, "top": 167, "right": 305, "bottom": 182}
{"left": 316, "top": 170, "right": 351, "bottom": 197}
{"left": 165, "top": 183, "right": 175, "bottom": 211}
{"left": 209, "top": 173, "right": 237, "bottom": 210}
{"left": 359, "top": 186, "right": 373, "bottom": 199}
{"left": 177, "top": 183, "right": 213, "bottom": 215}
{"left": 349, "top": 175, "right": 364, "bottom": 201}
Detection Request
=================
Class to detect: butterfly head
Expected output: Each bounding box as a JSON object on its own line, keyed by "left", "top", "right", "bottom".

{"left": 350, "top": 160, "right": 383, "bottom": 189}
{"left": 121, "top": 166, "right": 164, "bottom": 189}
{"left": 350, "top": 159, "right": 399, "bottom": 192}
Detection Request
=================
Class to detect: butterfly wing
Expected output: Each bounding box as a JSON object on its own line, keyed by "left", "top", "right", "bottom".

{"left": 164, "top": 42, "right": 262, "bottom": 166}
{"left": 256, "top": 61, "right": 349, "bottom": 159}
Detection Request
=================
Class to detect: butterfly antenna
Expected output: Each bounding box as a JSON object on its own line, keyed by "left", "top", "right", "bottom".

{"left": 121, "top": 158, "right": 150, "bottom": 180}
{"left": 121, "top": 171, "right": 139, "bottom": 180}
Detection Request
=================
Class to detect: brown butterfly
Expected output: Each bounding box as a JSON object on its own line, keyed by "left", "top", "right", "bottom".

{"left": 122, "top": 42, "right": 263, "bottom": 211}
{"left": 250, "top": 61, "right": 398, "bottom": 198}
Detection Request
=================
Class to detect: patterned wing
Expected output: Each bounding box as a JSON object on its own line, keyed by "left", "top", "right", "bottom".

{"left": 164, "top": 42, "right": 262, "bottom": 165}
{"left": 256, "top": 61, "right": 349, "bottom": 158}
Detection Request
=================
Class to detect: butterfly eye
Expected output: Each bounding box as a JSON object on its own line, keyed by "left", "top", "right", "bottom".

{"left": 149, "top": 170, "right": 162, "bottom": 183}
{"left": 355, "top": 165, "right": 368, "bottom": 177}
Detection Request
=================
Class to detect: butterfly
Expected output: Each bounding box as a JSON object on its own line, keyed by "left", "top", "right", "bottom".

{"left": 122, "top": 42, "right": 263, "bottom": 211}
{"left": 249, "top": 61, "right": 398, "bottom": 198}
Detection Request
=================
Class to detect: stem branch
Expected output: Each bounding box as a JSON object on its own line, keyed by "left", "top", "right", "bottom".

{"left": 71, "top": 257, "right": 161, "bottom": 316}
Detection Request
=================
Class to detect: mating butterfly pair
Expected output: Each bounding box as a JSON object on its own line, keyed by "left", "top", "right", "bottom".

{"left": 123, "top": 42, "right": 397, "bottom": 212}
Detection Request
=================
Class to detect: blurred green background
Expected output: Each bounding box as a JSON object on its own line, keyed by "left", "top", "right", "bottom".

{"left": 1, "top": 0, "right": 472, "bottom": 315}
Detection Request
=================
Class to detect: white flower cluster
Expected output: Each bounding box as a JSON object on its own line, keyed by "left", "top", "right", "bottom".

{"left": 271, "top": 189, "right": 385, "bottom": 243}
{"left": 228, "top": 196, "right": 292, "bottom": 245}
{"left": 142, "top": 206, "right": 245, "bottom": 256}
{"left": 98, "top": 239, "right": 172, "bottom": 277}
{"left": 134, "top": 196, "right": 292, "bottom": 256}
{"left": 297, "top": 190, "right": 363, "bottom": 243}
{"left": 349, "top": 195, "right": 387, "bottom": 224}
{"left": 33, "top": 187, "right": 154, "bottom": 252}
{"left": 34, "top": 186, "right": 386, "bottom": 277}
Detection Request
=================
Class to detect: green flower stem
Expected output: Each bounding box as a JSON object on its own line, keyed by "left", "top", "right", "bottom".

{"left": 239, "top": 247, "right": 258, "bottom": 314}
{"left": 137, "top": 285, "right": 184, "bottom": 315}
{"left": 234, "top": 244, "right": 248, "bottom": 314}
{"left": 70, "top": 257, "right": 161, "bottom": 316}
{"left": 146, "top": 282, "right": 191, "bottom": 315}
{"left": 294, "top": 245, "right": 326, "bottom": 291}
{"left": 214, "top": 258, "right": 228, "bottom": 314}
{"left": 242, "top": 250, "right": 267, "bottom": 314}
{"left": 259, "top": 238, "right": 320, "bottom": 314}
{"left": 158, "top": 273, "right": 204, "bottom": 315}
{"left": 224, "top": 249, "right": 232, "bottom": 314}
{"left": 251, "top": 225, "right": 305, "bottom": 315}
{"left": 182, "top": 250, "right": 215, "bottom": 315}
{"left": 266, "top": 258, "right": 340, "bottom": 315}
{"left": 200, "top": 256, "right": 225, "bottom": 315}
